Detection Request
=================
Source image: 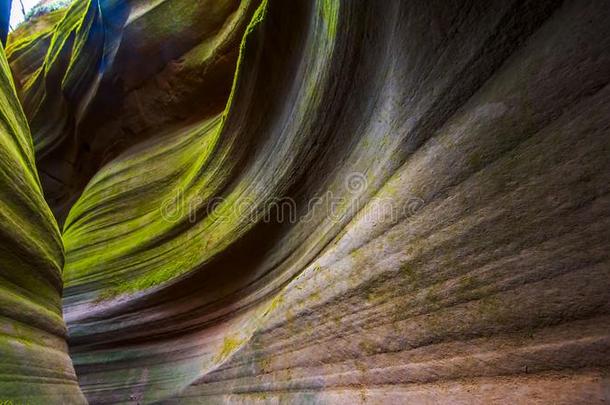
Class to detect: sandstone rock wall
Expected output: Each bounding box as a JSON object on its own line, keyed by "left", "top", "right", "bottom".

{"left": 2, "top": 0, "right": 610, "bottom": 403}
{"left": 0, "top": 43, "right": 85, "bottom": 403}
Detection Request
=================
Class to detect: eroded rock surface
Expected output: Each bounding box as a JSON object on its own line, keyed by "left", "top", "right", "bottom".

{"left": 0, "top": 44, "right": 85, "bottom": 402}
{"left": 7, "top": 0, "right": 259, "bottom": 223}
{"left": 3, "top": 0, "right": 610, "bottom": 403}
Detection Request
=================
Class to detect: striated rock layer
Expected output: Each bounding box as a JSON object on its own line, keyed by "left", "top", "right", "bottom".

{"left": 7, "top": 0, "right": 261, "bottom": 223}
{"left": 0, "top": 44, "right": 85, "bottom": 402}
{"left": 2, "top": 0, "right": 610, "bottom": 403}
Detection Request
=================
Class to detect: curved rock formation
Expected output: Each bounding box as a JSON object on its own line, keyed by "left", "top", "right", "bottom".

{"left": 7, "top": 0, "right": 260, "bottom": 222}
{"left": 0, "top": 44, "right": 85, "bottom": 402}
{"left": 2, "top": 0, "right": 610, "bottom": 403}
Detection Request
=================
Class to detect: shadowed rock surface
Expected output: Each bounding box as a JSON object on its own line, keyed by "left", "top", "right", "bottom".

{"left": 7, "top": 0, "right": 260, "bottom": 223}
{"left": 0, "top": 0, "right": 10, "bottom": 45}
{"left": 2, "top": 0, "right": 610, "bottom": 403}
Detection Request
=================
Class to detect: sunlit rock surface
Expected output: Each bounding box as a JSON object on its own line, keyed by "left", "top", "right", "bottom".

{"left": 0, "top": 44, "right": 85, "bottom": 402}
{"left": 3, "top": 0, "right": 610, "bottom": 403}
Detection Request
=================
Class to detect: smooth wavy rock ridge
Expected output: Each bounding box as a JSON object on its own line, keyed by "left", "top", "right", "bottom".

{"left": 2, "top": 0, "right": 610, "bottom": 403}
{"left": 0, "top": 44, "right": 86, "bottom": 402}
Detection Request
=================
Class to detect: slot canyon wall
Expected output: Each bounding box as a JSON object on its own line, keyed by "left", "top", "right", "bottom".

{"left": 0, "top": 35, "right": 85, "bottom": 401}
{"left": 1, "top": 0, "right": 610, "bottom": 403}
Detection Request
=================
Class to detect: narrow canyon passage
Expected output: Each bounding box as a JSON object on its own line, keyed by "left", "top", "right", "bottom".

{"left": 0, "top": 0, "right": 609, "bottom": 403}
